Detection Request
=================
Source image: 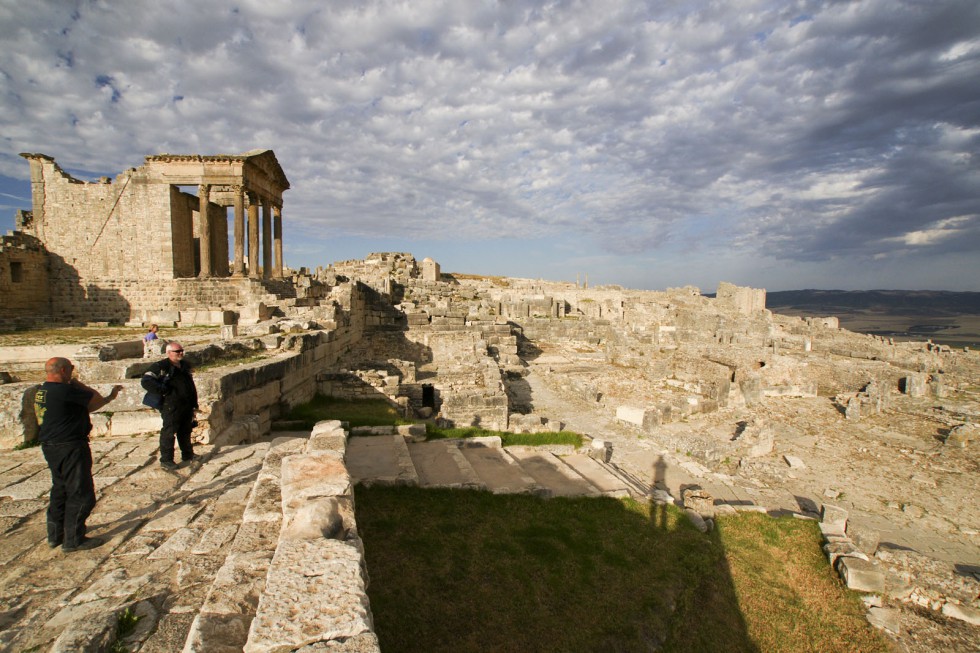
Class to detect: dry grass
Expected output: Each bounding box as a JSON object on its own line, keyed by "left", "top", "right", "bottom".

{"left": 355, "top": 486, "right": 890, "bottom": 653}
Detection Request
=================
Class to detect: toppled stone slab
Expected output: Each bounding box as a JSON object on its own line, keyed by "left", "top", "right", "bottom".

{"left": 837, "top": 557, "right": 885, "bottom": 593}
{"left": 866, "top": 606, "right": 901, "bottom": 634}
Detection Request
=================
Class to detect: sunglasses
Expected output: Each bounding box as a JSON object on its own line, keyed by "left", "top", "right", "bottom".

{"left": 169, "top": 349, "right": 184, "bottom": 354}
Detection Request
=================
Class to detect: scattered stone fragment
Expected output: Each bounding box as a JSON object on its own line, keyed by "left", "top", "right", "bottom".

{"left": 941, "top": 602, "right": 980, "bottom": 626}
{"left": 783, "top": 454, "right": 805, "bottom": 469}
{"left": 866, "top": 607, "right": 901, "bottom": 634}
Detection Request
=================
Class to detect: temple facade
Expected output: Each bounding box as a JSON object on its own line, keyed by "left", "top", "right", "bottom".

{"left": 5, "top": 150, "right": 293, "bottom": 324}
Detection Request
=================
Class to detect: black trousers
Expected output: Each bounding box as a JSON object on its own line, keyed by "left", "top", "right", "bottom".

{"left": 160, "top": 408, "right": 194, "bottom": 463}
{"left": 42, "top": 442, "right": 96, "bottom": 548}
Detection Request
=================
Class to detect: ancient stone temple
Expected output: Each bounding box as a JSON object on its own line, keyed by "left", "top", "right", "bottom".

{"left": 9, "top": 150, "right": 292, "bottom": 323}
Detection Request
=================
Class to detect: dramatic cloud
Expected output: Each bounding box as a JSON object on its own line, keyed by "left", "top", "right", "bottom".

{"left": 1, "top": 0, "right": 978, "bottom": 290}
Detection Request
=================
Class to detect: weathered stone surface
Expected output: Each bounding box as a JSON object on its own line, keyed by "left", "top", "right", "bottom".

{"left": 681, "top": 485, "right": 715, "bottom": 514}
{"left": 945, "top": 423, "right": 978, "bottom": 448}
{"left": 866, "top": 607, "right": 901, "bottom": 634}
{"left": 280, "top": 452, "right": 350, "bottom": 507}
{"left": 941, "top": 602, "right": 980, "bottom": 626}
{"left": 244, "top": 539, "right": 373, "bottom": 653}
{"left": 837, "top": 556, "right": 885, "bottom": 593}
{"left": 109, "top": 410, "right": 161, "bottom": 436}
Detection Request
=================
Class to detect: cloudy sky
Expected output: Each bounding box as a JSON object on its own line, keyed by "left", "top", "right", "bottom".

{"left": 1, "top": 1, "right": 978, "bottom": 292}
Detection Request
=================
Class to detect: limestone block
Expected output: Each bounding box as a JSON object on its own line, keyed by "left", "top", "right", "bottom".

{"left": 783, "top": 455, "right": 806, "bottom": 469}
{"left": 396, "top": 423, "right": 426, "bottom": 442}
{"left": 90, "top": 413, "right": 110, "bottom": 438}
{"left": 903, "top": 373, "right": 928, "bottom": 397}
{"left": 588, "top": 438, "right": 612, "bottom": 463}
{"left": 281, "top": 497, "right": 348, "bottom": 540}
{"left": 684, "top": 509, "right": 708, "bottom": 532}
{"left": 866, "top": 607, "right": 901, "bottom": 634}
{"left": 942, "top": 602, "right": 980, "bottom": 626}
{"left": 244, "top": 539, "right": 374, "bottom": 653}
{"left": 821, "top": 504, "right": 848, "bottom": 531}
{"left": 309, "top": 421, "right": 348, "bottom": 452}
{"left": 681, "top": 486, "right": 715, "bottom": 514}
{"left": 823, "top": 539, "right": 867, "bottom": 566}
{"left": 836, "top": 557, "right": 885, "bottom": 593}
{"left": 109, "top": 410, "right": 162, "bottom": 436}
{"left": 945, "top": 423, "right": 978, "bottom": 448}
{"left": 846, "top": 523, "right": 880, "bottom": 556}
{"left": 280, "top": 452, "right": 351, "bottom": 508}
{"left": 615, "top": 405, "right": 659, "bottom": 431}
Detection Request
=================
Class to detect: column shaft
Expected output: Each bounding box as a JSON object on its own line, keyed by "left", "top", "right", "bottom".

{"left": 273, "top": 206, "right": 283, "bottom": 278}
{"left": 262, "top": 200, "right": 272, "bottom": 280}
{"left": 233, "top": 187, "right": 245, "bottom": 276}
{"left": 198, "top": 184, "right": 211, "bottom": 277}
{"left": 247, "top": 194, "right": 260, "bottom": 278}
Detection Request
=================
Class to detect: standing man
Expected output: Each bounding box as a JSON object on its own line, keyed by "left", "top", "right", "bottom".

{"left": 34, "top": 357, "right": 122, "bottom": 552}
{"left": 142, "top": 342, "right": 198, "bottom": 470}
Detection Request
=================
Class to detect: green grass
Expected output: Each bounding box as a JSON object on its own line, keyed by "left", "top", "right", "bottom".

{"left": 355, "top": 486, "right": 890, "bottom": 653}
{"left": 278, "top": 395, "right": 409, "bottom": 429}
{"left": 426, "top": 425, "right": 583, "bottom": 448}
{"left": 277, "top": 396, "right": 584, "bottom": 447}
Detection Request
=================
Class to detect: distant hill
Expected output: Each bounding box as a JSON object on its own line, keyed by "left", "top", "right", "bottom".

{"left": 766, "top": 290, "right": 980, "bottom": 317}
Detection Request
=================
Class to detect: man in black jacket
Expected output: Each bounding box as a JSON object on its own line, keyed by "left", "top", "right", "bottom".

{"left": 141, "top": 342, "right": 198, "bottom": 470}
{"left": 35, "top": 357, "right": 122, "bottom": 552}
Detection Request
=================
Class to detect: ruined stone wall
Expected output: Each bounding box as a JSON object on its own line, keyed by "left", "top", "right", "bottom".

{"left": 716, "top": 281, "right": 767, "bottom": 315}
{"left": 0, "top": 231, "right": 49, "bottom": 320}
{"left": 24, "top": 156, "right": 178, "bottom": 282}
{"left": 0, "top": 283, "right": 371, "bottom": 448}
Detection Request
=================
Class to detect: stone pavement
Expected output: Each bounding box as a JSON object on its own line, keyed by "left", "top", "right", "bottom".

{"left": 0, "top": 422, "right": 379, "bottom": 653}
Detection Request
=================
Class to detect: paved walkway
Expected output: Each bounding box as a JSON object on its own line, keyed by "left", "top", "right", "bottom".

{"left": 0, "top": 435, "right": 294, "bottom": 652}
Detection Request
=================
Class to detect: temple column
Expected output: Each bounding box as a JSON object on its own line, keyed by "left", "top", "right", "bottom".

{"left": 247, "top": 193, "right": 260, "bottom": 279}
{"left": 273, "top": 205, "right": 283, "bottom": 278}
{"left": 232, "top": 186, "right": 245, "bottom": 276}
{"left": 262, "top": 199, "right": 272, "bottom": 280}
{"left": 198, "top": 184, "right": 212, "bottom": 277}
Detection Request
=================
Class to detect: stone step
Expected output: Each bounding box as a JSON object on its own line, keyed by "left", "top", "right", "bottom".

{"left": 0, "top": 438, "right": 276, "bottom": 652}
{"left": 346, "top": 434, "right": 418, "bottom": 487}
{"left": 457, "top": 439, "right": 544, "bottom": 496}
{"left": 504, "top": 447, "right": 602, "bottom": 498}
{"left": 560, "top": 453, "right": 631, "bottom": 498}
{"left": 407, "top": 440, "right": 485, "bottom": 490}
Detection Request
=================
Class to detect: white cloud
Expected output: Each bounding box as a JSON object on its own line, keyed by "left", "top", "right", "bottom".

{"left": 0, "top": 0, "right": 978, "bottom": 290}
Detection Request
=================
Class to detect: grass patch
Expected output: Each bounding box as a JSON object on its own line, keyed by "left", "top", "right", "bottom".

{"left": 356, "top": 486, "right": 890, "bottom": 653}
{"left": 108, "top": 607, "right": 142, "bottom": 653}
{"left": 278, "top": 396, "right": 583, "bottom": 447}
{"left": 0, "top": 325, "right": 218, "bottom": 347}
{"left": 277, "top": 395, "right": 408, "bottom": 430}
{"left": 426, "top": 425, "right": 583, "bottom": 448}
{"left": 13, "top": 438, "right": 41, "bottom": 450}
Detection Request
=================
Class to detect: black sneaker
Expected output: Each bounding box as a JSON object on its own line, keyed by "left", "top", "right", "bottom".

{"left": 48, "top": 538, "right": 63, "bottom": 549}
{"left": 160, "top": 461, "right": 179, "bottom": 471}
{"left": 181, "top": 453, "right": 197, "bottom": 465}
{"left": 62, "top": 536, "right": 105, "bottom": 553}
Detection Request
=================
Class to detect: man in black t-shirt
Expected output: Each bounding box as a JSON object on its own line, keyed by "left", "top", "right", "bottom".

{"left": 34, "top": 357, "right": 121, "bottom": 552}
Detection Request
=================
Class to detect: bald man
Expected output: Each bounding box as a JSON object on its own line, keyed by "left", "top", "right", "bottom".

{"left": 34, "top": 357, "right": 121, "bottom": 552}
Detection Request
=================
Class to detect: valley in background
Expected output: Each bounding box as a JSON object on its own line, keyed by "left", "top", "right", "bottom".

{"left": 766, "top": 290, "right": 980, "bottom": 349}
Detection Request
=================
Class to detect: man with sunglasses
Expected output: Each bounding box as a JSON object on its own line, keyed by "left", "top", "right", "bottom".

{"left": 141, "top": 342, "right": 199, "bottom": 470}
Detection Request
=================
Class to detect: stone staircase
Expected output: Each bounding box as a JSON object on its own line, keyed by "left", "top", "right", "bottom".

{"left": 346, "top": 434, "right": 638, "bottom": 499}
{"left": 0, "top": 428, "right": 644, "bottom": 652}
